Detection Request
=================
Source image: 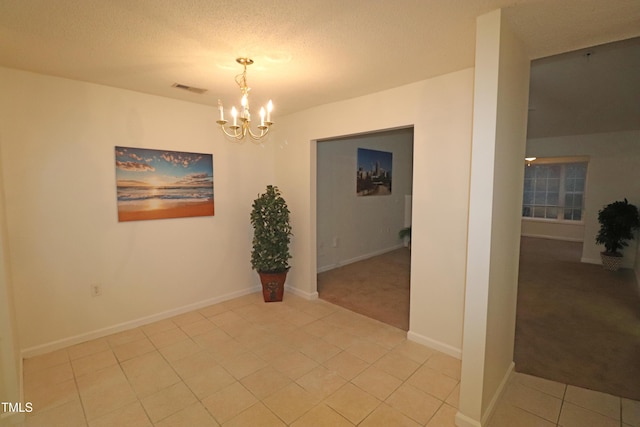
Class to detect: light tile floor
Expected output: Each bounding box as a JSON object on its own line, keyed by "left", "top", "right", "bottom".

{"left": 490, "top": 372, "right": 640, "bottom": 427}
{"left": 14, "top": 293, "right": 640, "bottom": 426}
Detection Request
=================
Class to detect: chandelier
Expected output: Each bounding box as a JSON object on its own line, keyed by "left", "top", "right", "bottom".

{"left": 216, "top": 58, "right": 273, "bottom": 142}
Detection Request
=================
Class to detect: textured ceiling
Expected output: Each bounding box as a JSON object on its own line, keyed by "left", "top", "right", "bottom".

{"left": 0, "top": 0, "right": 639, "bottom": 137}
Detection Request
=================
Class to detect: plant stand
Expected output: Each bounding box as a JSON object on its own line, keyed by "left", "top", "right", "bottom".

{"left": 600, "top": 252, "right": 623, "bottom": 272}
{"left": 258, "top": 271, "right": 288, "bottom": 302}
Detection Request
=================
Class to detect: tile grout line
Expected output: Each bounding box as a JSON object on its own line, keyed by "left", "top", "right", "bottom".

{"left": 556, "top": 383, "right": 568, "bottom": 426}
{"left": 151, "top": 315, "right": 231, "bottom": 426}
{"left": 111, "top": 335, "right": 152, "bottom": 426}
{"left": 23, "top": 296, "right": 465, "bottom": 426}
{"left": 618, "top": 397, "right": 622, "bottom": 427}
{"left": 70, "top": 355, "right": 90, "bottom": 427}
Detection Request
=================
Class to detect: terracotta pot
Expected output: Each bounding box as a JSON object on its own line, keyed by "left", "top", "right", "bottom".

{"left": 258, "top": 270, "right": 288, "bottom": 302}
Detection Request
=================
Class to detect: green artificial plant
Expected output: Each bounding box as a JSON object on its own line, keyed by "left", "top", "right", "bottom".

{"left": 250, "top": 185, "right": 293, "bottom": 273}
{"left": 595, "top": 198, "right": 640, "bottom": 256}
{"left": 398, "top": 226, "right": 412, "bottom": 241}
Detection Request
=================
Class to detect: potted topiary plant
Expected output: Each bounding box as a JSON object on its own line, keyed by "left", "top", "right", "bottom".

{"left": 250, "top": 185, "right": 293, "bottom": 302}
{"left": 595, "top": 198, "right": 640, "bottom": 271}
{"left": 399, "top": 226, "right": 411, "bottom": 248}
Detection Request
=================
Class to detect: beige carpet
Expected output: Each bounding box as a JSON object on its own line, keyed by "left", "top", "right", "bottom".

{"left": 515, "top": 236, "right": 640, "bottom": 400}
{"left": 317, "top": 248, "right": 410, "bottom": 330}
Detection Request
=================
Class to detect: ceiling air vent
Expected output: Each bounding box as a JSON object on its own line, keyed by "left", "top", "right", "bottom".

{"left": 171, "top": 83, "right": 208, "bottom": 95}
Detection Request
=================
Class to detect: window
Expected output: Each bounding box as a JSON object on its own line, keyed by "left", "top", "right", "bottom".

{"left": 522, "top": 161, "right": 587, "bottom": 222}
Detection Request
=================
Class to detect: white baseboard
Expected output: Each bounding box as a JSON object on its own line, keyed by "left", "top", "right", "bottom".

{"left": 482, "top": 362, "right": 514, "bottom": 425}
{"left": 406, "top": 331, "right": 462, "bottom": 359}
{"left": 317, "top": 244, "right": 405, "bottom": 273}
{"left": 454, "top": 411, "right": 482, "bottom": 427}
{"left": 317, "top": 264, "right": 334, "bottom": 274}
{"left": 521, "top": 233, "right": 583, "bottom": 243}
{"left": 21, "top": 286, "right": 261, "bottom": 359}
{"left": 285, "top": 285, "right": 318, "bottom": 300}
{"left": 581, "top": 256, "right": 600, "bottom": 265}
{"left": 454, "top": 362, "right": 514, "bottom": 427}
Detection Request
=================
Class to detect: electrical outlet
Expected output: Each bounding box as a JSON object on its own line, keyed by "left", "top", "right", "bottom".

{"left": 91, "top": 283, "right": 102, "bottom": 297}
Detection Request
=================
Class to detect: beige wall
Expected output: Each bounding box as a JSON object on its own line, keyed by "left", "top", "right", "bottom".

{"left": 275, "top": 68, "right": 474, "bottom": 357}
{"left": 0, "top": 67, "right": 276, "bottom": 353}
{"left": 458, "top": 9, "right": 530, "bottom": 427}
{"left": 0, "top": 156, "right": 23, "bottom": 424}
{"left": 0, "top": 63, "right": 475, "bottom": 363}
{"left": 521, "top": 219, "right": 585, "bottom": 242}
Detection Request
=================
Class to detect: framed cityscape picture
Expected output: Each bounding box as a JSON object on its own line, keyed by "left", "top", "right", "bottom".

{"left": 356, "top": 148, "right": 392, "bottom": 196}
{"left": 115, "top": 146, "right": 214, "bottom": 221}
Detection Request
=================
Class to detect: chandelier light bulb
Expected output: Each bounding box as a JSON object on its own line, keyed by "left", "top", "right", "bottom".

{"left": 231, "top": 106, "right": 238, "bottom": 127}
{"left": 267, "top": 100, "right": 273, "bottom": 123}
{"left": 218, "top": 100, "right": 224, "bottom": 122}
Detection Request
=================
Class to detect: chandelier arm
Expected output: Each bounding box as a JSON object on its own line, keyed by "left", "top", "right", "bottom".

{"left": 219, "top": 124, "right": 245, "bottom": 140}
{"left": 247, "top": 126, "right": 270, "bottom": 141}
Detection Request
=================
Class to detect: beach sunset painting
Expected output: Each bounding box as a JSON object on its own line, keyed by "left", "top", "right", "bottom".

{"left": 115, "top": 146, "right": 214, "bottom": 222}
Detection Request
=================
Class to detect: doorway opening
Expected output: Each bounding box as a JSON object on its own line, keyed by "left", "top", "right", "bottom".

{"left": 315, "top": 127, "right": 414, "bottom": 330}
